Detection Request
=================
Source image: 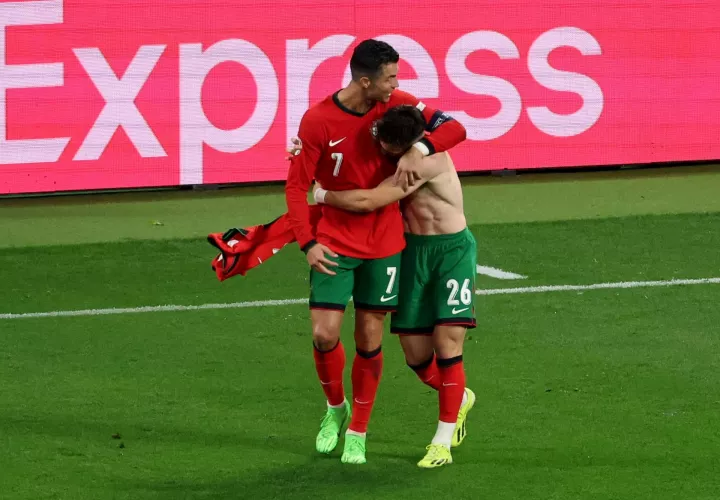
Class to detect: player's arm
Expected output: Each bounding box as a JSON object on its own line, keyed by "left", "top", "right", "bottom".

{"left": 284, "top": 114, "right": 322, "bottom": 252}
{"left": 393, "top": 90, "right": 467, "bottom": 156}
{"left": 285, "top": 114, "right": 339, "bottom": 274}
{"left": 317, "top": 177, "right": 420, "bottom": 213}
{"left": 315, "top": 153, "right": 450, "bottom": 213}
{"left": 389, "top": 91, "right": 465, "bottom": 187}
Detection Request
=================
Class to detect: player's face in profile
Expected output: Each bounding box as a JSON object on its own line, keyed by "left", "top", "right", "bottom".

{"left": 367, "top": 63, "right": 399, "bottom": 103}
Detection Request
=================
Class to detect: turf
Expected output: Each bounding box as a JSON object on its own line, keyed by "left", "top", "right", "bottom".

{"left": 1, "top": 166, "right": 720, "bottom": 499}
{"left": 2, "top": 164, "right": 720, "bottom": 249}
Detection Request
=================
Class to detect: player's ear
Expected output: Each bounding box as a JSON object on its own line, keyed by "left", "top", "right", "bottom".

{"left": 360, "top": 76, "right": 371, "bottom": 89}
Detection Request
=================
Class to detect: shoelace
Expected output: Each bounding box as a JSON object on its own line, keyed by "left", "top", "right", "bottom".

{"left": 424, "top": 444, "right": 445, "bottom": 459}
{"left": 346, "top": 438, "right": 364, "bottom": 453}
{"left": 319, "top": 411, "right": 339, "bottom": 437}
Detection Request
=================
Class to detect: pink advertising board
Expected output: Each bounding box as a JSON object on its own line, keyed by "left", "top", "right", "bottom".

{"left": 1, "top": 0, "right": 718, "bottom": 194}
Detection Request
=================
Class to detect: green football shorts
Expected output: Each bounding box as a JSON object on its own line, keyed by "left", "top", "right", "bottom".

{"left": 390, "top": 228, "right": 477, "bottom": 334}
{"left": 309, "top": 252, "right": 402, "bottom": 312}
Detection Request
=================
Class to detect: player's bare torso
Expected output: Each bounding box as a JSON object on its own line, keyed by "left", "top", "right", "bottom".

{"left": 401, "top": 153, "right": 467, "bottom": 236}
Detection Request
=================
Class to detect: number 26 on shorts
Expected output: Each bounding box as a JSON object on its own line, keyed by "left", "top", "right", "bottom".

{"left": 447, "top": 278, "right": 472, "bottom": 306}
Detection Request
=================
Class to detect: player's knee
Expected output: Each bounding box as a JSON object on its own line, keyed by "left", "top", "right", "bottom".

{"left": 406, "top": 353, "right": 431, "bottom": 372}
{"left": 354, "top": 332, "right": 382, "bottom": 352}
{"left": 313, "top": 331, "right": 340, "bottom": 351}
{"left": 355, "top": 310, "right": 386, "bottom": 332}
{"left": 434, "top": 338, "right": 463, "bottom": 359}
{"left": 404, "top": 351, "right": 428, "bottom": 367}
{"left": 311, "top": 309, "right": 343, "bottom": 350}
{"left": 312, "top": 324, "right": 341, "bottom": 351}
{"left": 433, "top": 326, "right": 466, "bottom": 359}
{"left": 400, "top": 336, "right": 435, "bottom": 366}
{"left": 354, "top": 310, "right": 386, "bottom": 351}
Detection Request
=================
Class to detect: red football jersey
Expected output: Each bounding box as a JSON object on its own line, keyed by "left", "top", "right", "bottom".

{"left": 285, "top": 89, "right": 466, "bottom": 259}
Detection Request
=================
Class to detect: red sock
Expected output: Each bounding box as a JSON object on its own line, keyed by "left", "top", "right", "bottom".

{"left": 313, "top": 341, "right": 346, "bottom": 406}
{"left": 408, "top": 354, "right": 441, "bottom": 390}
{"left": 438, "top": 356, "right": 465, "bottom": 423}
{"left": 348, "top": 347, "right": 383, "bottom": 433}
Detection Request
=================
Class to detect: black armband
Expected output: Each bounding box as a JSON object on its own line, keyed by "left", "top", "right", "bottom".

{"left": 426, "top": 110, "right": 455, "bottom": 132}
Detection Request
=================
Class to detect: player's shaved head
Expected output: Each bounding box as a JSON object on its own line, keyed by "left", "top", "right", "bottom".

{"left": 350, "top": 39, "right": 400, "bottom": 81}
{"left": 375, "top": 105, "right": 426, "bottom": 152}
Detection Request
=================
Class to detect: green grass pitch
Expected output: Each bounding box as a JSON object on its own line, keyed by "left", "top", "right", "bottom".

{"left": 1, "top": 165, "right": 719, "bottom": 499}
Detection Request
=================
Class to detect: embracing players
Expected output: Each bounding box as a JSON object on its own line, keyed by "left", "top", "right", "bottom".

{"left": 285, "top": 39, "right": 466, "bottom": 465}
{"left": 294, "top": 105, "right": 476, "bottom": 468}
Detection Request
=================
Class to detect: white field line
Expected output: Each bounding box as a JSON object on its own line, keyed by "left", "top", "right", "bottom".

{"left": 475, "top": 277, "right": 720, "bottom": 295}
{"left": 476, "top": 265, "right": 527, "bottom": 280}
{"left": 2, "top": 277, "right": 719, "bottom": 320}
{"left": 0, "top": 299, "right": 307, "bottom": 320}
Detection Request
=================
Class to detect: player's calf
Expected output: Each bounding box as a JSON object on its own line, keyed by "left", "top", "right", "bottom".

{"left": 408, "top": 354, "right": 442, "bottom": 390}
{"left": 348, "top": 311, "right": 386, "bottom": 437}
{"left": 348, "top": 345, "right": 383, "bottom": 437}
{"left": 430, "top": 326, "right": 468, "bottom": 451}
{"left": 311, "top": 309, "right": 346, "bottom": 402}
{"left": 311, "top": 309, "right": 350, "bottom": 453}
{"left": 341, "top": 310, "right": 386, "bottom": 463}
{"left": 401, "top": 335, "right": 440, "bottom": 390}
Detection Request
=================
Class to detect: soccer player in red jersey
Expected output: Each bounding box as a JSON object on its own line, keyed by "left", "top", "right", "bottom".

{"left": 285, "top": 39, "right": 466, "bottom": 464}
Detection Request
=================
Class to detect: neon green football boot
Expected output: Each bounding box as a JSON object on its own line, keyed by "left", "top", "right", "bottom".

{"left": 341, "top": 433, "right": 367, "bottom": 465}
{"left": 315, "top": 400, "right": 351, "bottom": 454}
{"left": 452, "top": 388, "right": 476, "bottom": 447}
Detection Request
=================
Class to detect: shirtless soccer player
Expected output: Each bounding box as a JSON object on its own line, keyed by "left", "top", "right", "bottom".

{"left": 285, "top": 40, "right": 466, "bottom": 465}
{"left": 303, "top": 105, "right": 477, "bottom": 469}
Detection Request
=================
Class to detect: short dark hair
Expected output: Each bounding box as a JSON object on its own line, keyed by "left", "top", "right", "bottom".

{"left": 375, "top": 105, "right": 426, "bottom": 150}
{"left": 350, "top": 39, "right": 399, "bottom": 81}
